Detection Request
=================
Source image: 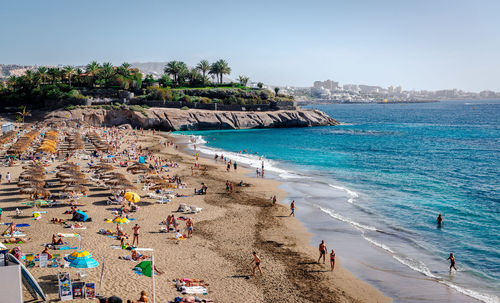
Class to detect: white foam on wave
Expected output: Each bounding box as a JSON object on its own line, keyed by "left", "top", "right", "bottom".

{"left": 439, "top": 281, "right": 500, "bottom": 303}
{"left": 362, "top": 235, "right": 396, "bottom": 254}
{"left": 328, "top": 183, "right": 359, "bottom": 203}
{"left": 188, "top": 135, "right": 207, "bottom": 144}
{"left": 363, "top": 237, "right": 500, "bottom": 303}
{"left": 318, "top": 206, "right": 378, "bottom": 231}
{"left": 181, "top": 135, "right": 305, "bottom": 179}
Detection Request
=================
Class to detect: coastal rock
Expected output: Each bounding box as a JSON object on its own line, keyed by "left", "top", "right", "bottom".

{"left": 43, "top": 107, "right": 339, "bottom": 130}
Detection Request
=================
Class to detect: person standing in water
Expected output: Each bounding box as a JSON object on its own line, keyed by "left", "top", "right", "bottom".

{"left": 447, "top": 253, "right": 457, "bottom": 272}
{"left": 437, "top": 213, "right": 443, "bottom": 226}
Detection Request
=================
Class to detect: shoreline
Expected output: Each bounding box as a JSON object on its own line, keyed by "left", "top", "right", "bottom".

{"left": 173, "top": 132, "right": 493, "bottom": 303}
{"left": 167, "top": 132, "right": 392, "bottom": 302}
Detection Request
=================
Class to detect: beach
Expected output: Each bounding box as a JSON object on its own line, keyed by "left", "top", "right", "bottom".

{"left": 0, "top": 124, "right": 390, "bottom": 303}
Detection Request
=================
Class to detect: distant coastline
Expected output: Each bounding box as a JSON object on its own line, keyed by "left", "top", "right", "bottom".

{"left": 297, "top": 99, "right": 439, "bottom": 105}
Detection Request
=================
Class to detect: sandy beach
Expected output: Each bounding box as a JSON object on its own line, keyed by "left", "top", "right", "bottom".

{"left": 0, "top": 122, "right": 390, "bottom": 303}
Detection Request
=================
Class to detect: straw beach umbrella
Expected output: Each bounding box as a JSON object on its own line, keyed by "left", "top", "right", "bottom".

{"left": 63, "top": 185, "right": 89, "bottom": 194}
{"left": 17, "top": 180, "right": 46, "bottom": 187}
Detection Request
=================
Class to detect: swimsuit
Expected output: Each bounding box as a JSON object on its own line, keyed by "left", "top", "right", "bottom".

{"left": 255, "top": 262, "right": 260, "bottom": 266}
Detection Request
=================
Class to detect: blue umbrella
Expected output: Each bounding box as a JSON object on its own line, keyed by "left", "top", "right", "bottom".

{"left": 65, "top": 251, "right": 99, "bottom": 269}
{"left": 69, "top": 257, "right": 99, "bottom": 269}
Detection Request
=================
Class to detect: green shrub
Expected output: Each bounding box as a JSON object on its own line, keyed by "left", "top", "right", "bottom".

{"left": 65, "top": 105, "right": 76, "bottom": 110}
{"left": 181, "top": 106, "right": 189, "bottom": 110}
{"left": 141, "top": 104, "right": 150, "bottom": 109}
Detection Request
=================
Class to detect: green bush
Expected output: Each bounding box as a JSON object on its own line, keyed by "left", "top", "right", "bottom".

{"left": 65, "top": 105, "right": 76, "bottom": 110}
{"left": 181, "top": 106, "right": 189, "bottom": 110}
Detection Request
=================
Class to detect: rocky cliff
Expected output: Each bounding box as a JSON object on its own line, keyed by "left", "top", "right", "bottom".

{"left": 43, "top": 107, "right": 338, "bottom": 131}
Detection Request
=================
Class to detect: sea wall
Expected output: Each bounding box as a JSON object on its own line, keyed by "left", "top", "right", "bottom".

{"left": 43, "top": 107, "right": 339, "bottom": 131}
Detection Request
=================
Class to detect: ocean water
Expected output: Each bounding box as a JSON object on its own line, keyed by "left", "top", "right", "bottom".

{"left": 177, "top": 100, "right": 500, "bottom": 303}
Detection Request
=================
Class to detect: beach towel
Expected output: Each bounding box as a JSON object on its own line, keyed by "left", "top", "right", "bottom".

{"left": 3, "top": 233, "right": 27, "bottom": 238}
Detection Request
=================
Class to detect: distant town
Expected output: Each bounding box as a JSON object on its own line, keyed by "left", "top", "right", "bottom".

{"left": 276, "top": 80, "right": 500, "bottom": 104}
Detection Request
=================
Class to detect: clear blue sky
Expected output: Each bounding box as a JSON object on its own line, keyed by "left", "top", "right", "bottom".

{"left": 1, "top": 0, "right": 499, "bottom": 91}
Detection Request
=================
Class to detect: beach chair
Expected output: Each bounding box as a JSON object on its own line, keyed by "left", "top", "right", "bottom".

{"left": 188, "top": 206, "right": 202, "bottom": 214}
{"left": 106, "top": 198, "right": 120, "bottom": 205}
{"left": 156, "top": 198, "right": 171, "bottom": 204}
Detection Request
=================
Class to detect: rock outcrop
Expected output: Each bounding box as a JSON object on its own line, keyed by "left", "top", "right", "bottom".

{"left": 43, "top": 107, "right": 339, "bottom": 130}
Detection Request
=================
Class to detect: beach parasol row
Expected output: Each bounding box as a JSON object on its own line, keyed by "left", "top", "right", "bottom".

{"left": 87, "top": 132, "right": 109, "bottom": 152}
{"left": 36, "top": 130, "right": 58, "bottom": 154}
{"left": 0, "top": 131, "right": 16, "bottom": 145}
{"left": 67, "top": 132, "right": 84, "bottom": 151}
{"left": 56, "top": 162, "right": 88, "bottom": 186}
{"left": 7, "top": 130, "right": 39, "bottom": 155}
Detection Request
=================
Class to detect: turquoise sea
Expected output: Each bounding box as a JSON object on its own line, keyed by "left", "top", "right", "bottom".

{"left": 178, "top": 100, "right": 499, "bottom": 303}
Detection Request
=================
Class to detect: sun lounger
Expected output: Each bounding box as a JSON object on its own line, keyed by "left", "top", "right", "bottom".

{"left": 156, "top": 198, "right": 171, "bottom": 204}
{"left": 188, "top": 206, "right": 202, "bottom": 214}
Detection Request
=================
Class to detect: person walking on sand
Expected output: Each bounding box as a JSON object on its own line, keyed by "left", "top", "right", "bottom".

{"left": 330, "top": 249, "right": 336, "bottom": 271}
{"left": 249, "top": 251, "right": 262, "bottom": 276}
{"left": 447, "top": 253, "right": 457, "bottom": 272}
{"left": 6, "top": 172, "right": 11, "bottom": 184}
{"left": 318, "top": 240, "right": 327, "bottom": 264}
{"left": 132, "top": 224, "right": 141, "bottom": 246}
{"left": 289, "top": 200, "right": 295, "bottom": 217}
{"left": 186, "top": 218, "right": 194, "bottom": 238}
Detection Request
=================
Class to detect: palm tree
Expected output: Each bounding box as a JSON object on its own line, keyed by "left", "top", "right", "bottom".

{"left": 188, "top": 68, "right": 202, "bottom": 85}
{"left": 209, "top": 62, "right": 221, "bottom": 84}
{"left": 63, "top": 66, "right": 75, "bottom": 87}
{"left": 164, "top": 61, "right": 188, "bottom": 85}
{"left": 99, "top": 62, "right": 115, "bottom": 86}
{"left": 117, "top": 62, "right": 131, "bottom": 77}
{"left": 238, "top": 75, "right": 249, "bottom": 86}
{"left": 47, "top": 68, "right": 59, "bottom": 84}
{"left": 24, "top": 70, "right": 34, "bottom": 87}
{"left": 86, "top": 61, "right": 100, "bottom": 87}
{"left": 274, "top": 87, "right": 280, "bottom": 96}
{"left": 37, "top": 67, "right": 47, "bottom": 85}
{"left": 210, "top": 59, "right": 231, "bottom": 84}
{"left": 196, "top": 60, "right": 211, "bottom": 86}
{"left": 7, "top": 76, "right": 18, "bottom": 90}
{"left": 16, "top": 105, "right": 31, "bottom": 124}
{"left": 76, "top": 68, "right": 84, "bottom": 86}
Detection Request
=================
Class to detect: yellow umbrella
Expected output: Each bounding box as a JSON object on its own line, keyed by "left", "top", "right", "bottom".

{"left": 124, "top": 192, "right": 140, "bottom": 203}
{"left": 112, "top": 217, "right": 130, "bottom": 224}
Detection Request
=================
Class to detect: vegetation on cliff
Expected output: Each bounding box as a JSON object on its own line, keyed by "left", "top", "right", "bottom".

{"left": 0, "top": 60, "right": 293, "bottom": 109}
